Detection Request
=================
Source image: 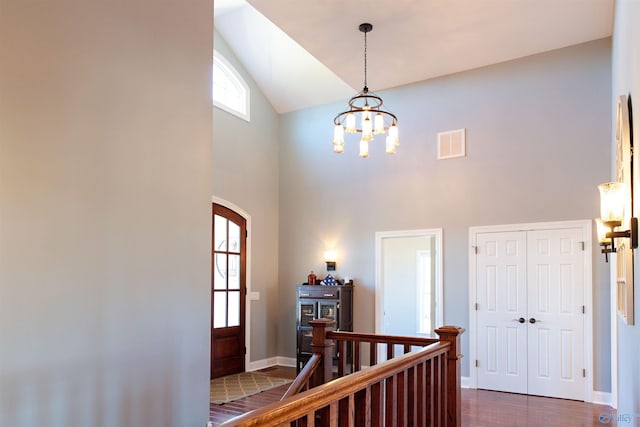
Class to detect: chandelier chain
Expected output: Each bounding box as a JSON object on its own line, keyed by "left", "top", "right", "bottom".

{"left": 363, "top": 30, "right": 368, "bottom": 90}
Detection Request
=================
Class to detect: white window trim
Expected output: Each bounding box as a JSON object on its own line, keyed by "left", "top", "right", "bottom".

{"left": 213, "top": 49, "right": 250, "bottom": 122}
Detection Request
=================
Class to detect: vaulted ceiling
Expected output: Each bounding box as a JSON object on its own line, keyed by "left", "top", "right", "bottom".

{"left": 214, "top": 0, "right": 614, "bottom": 114}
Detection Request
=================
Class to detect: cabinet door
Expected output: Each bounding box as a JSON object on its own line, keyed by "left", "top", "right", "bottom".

{"left": 299, "top": 300, "right": 316, "bottom": 327}
{"left": 318, "top": 301, "right": 338, "bottom": 328}
{"left": 298, "top": 328, "right": 313, "bottom": 354}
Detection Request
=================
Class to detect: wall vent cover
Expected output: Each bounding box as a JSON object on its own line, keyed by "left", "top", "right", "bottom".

{"left": 437, "top": 128, "right": 466, "bottom": 159}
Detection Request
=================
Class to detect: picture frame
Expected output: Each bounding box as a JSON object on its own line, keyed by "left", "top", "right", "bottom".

{"left": 615, "top": 94, "right": 634, "bottom": 325}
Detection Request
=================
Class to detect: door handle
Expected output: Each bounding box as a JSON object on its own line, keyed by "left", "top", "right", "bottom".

{"left": 513, "top": 317, "right": 525, "bottom": 324}
{"left": 529, "top": 317, "right": 541, "bottom": 324}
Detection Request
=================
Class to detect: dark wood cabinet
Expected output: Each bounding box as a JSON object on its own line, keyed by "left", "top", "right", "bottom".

{"left": 296, "top": 284, "right": 353, "bottom": 372}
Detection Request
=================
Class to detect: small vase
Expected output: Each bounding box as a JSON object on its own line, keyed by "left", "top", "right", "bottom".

{"left": 307, "top": 271, "right": 317, "bottom": 286}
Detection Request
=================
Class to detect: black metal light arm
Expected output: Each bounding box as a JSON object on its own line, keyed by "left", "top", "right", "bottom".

{"left": 601, "top": 217, "right": 639, "bottom": 262}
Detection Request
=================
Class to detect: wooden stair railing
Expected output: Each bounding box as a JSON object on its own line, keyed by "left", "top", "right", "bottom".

{"left": 217, "top": 320, "right": 464, "bottom": 427}
{"left": 281, "top": 354, "right": 321, "bottom": 400}
{"left": 329, "top": 330, "right": 440, "bottom": 376}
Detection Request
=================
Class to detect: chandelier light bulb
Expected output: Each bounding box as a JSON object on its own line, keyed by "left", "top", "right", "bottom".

{"left": 333, "top": 143, "right": 344, "bottom": 154}
{"left": 345, "top": 113, "right": 356, "bottom": 133}
{"left": 385, "top": 135, "right": 397, "bottom": 154}
{"left": 333, "top": 124, "right": 345, "bottom": 146}
{"left": 362, "top": 116, "right": 373, "bottom": 141}
{"left": 389, "top": 123, "right": 399, "bottom": 146}
{"left": 359, "top": 138, "right": 369, "bottom": 158}
{"left": 361, "top": 109, "right": 371, "bottom": 127}
{"left": 374, "top": 113, "right": 385, "bottom": 135}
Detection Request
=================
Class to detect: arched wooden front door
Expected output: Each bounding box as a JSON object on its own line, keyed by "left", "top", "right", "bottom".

{"left": 211, "top": 203, "right": 246, "bottom": 379}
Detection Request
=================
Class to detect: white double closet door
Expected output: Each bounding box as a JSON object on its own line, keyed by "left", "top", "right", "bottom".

{"left": 475, "top": 226, "right": 586, "bottom": 400}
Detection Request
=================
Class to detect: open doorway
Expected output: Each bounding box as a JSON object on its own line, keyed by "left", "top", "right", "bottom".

{"left": 375, "top": 229, "right": 443, "bottom": 359}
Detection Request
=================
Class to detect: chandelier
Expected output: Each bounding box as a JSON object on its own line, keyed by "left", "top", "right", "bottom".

{"left": 332, "top": 23, "right": 399, "bottom": 158}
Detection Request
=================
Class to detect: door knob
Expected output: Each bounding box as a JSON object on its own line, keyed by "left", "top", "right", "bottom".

{"left": 513, "top": 317, "right": 525, "bottom": 323}
{"left": 529, "top": 317, "right": 541, "bottom": 324}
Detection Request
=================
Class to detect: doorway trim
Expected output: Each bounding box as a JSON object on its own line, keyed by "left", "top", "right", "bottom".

{"left": 375, "top": 228, "right": 444, "bottom": 336}
{"left": 468, "top": 219, "right": 593, "bottom": 402}
{"left": 212, "top": 196, "right": 252, "bottom": 371}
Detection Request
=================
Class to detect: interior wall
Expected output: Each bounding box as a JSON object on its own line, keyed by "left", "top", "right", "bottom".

{"left": 0, "top": 2, "right": 213, "bottom": 426}
{"left": 278, "top": 39, "right": 612, "bottom": 391}
{"left": 611, "top": 0, "right": 640, "bottom": 414}
{"left": 213, "top": 30, "right": 280, "bottom": 363}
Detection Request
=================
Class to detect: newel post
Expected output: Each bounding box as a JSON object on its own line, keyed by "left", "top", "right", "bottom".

{"left": 309, "top": 319, "right": 336, "bottom": 387}
{"left": 435, "top": 325, "right": 465, "bottom": 427}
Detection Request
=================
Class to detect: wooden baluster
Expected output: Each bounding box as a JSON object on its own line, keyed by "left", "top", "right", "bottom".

{"left": 416, "top": 362, "right": 425, "bottom": 427}
{"left": 435, "top": 326, "right": 464, "bottom": 427}
{"left": 407, "top": 366, "right": 416, "bottom": 427}
{"left": 369, "top": 341, "right": 377, "bottom": 367}
{"left": 440, "top": 354, "right": 446, "bottom": 426}
{"left": 354, "top": 388, "right": 368, "bottom": 426}
{"left": 354, "top": 340, "right": 361, "bottom": 372}
{"left": 404, "top": 343, "right": 411, "bottom": 354}
{"left": 337, "top": 340, "right": 346, "bottom": 377}
{"left": 305, "top": 411, "right": 314, "bottom": 427}
{"left": 426, "top": 358, "right": 433, "bottom": 426}
{"left": 397, "top": 370, "right": 406, "bottom": 427}
{"left": 329, "top": 401, "right": 339, "bottom": 426}
{"left": 309, "top": 319, "right": 336, "bottom": 387}
{"left": 371, "top": 381, "right": 383, "bottom": 427}
{"left": 387, "top": 343, "right": 394, "bottom": 361}
{"left": 385, "top": 374, "right": 397, "bottom": 427}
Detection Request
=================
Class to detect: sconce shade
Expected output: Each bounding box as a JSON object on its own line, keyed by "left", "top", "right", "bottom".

{"left": 324, "top": 250, "right": 337, "bottom": 271}
{"left": 324, "top": 250, "right": 337, "bottom": 263}
{"left": 598, "top": 182, "right": 626, "bottom": 223}
{"left": 595, "top": 218, "right": 610, "bottom": 244}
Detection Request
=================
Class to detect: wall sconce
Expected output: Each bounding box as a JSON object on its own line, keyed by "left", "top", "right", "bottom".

{"left": 597, "top": 181, "right": 638, "bottom": 262}
{"left": 324, "top": 250, "right": 337, "bottom": 271}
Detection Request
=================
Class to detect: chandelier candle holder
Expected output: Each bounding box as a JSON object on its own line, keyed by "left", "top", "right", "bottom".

{"left": 332, "top": 23, "right": 399, "bottom": 158}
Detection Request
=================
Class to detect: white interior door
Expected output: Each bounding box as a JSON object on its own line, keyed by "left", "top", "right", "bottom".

{"left": 527, "top": 228, "right": 585, "bottom": 400}
{"left": 475, "top": 226, "right": 586, "bottom": 400}
{"left": 476, "top": 231, "right": 528, "bottom": 393}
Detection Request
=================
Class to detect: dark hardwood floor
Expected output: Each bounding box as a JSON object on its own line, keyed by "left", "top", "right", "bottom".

{"left": 209, "top": 366, "right": 296, "bottom": 425}
{"left": 210, "top": 366, "right": 615, "bottom": 426}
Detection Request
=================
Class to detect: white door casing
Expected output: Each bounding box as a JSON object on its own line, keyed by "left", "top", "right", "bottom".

{"left": 469, "top": 220, "right": 593, "bottom": 402}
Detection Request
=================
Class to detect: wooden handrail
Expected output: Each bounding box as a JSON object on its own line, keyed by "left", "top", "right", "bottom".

{"left": 281, "top": 354, "right": 321, "bottom": 400}
{"left": 328, "top": 330, "right": 439, "bottom": 347}
{"left": 216, "top": 341, "right": 451, "bottom": 426}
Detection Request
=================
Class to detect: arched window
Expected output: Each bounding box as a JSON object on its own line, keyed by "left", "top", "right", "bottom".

{"left": 213, "top": 50, "right": 250, "bottom": 121}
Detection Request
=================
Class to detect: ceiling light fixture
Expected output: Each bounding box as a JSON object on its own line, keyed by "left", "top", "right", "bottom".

{"left": 332, "top": 23, "right": 399, "bottom": 158}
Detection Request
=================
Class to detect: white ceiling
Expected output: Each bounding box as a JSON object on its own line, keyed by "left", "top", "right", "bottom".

{"left": 214, "top": 0, "right": 614, "bottom": 114}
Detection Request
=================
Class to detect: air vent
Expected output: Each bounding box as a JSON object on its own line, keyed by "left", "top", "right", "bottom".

{"left": 437, "top": 128, "right": 466, "bottom": 159}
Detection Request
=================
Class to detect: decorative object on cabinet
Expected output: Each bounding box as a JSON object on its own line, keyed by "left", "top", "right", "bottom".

{"left": 296, "top": 283, "right": 353, "bottom": 373}
{"left": 321, "top": 274, "right": 337, "bottom": 286}
{"left": 307, "top": 271, "right": 317, "bottom": 286}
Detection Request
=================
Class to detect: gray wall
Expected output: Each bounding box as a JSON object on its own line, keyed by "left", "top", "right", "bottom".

{"left": 612, "top": 0, "right": 640, "bottom": 414}
{"left": 213, "top": 31, "right": 280, "bottom": 363}
{"left": 278, "top": 39, "right": 612, "bottom": 391}
{"left": 0, "top": 2, "right": 213, "bottom": 426}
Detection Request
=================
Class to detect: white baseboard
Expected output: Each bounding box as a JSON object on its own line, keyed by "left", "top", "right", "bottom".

{"left": 461, "top": 376, "right": 471, "bottom": 389}
{"left": 277, "top": 356, "right": 297, "bottom": 367}
{"left": 592, "top": 391, "right": 613, "bottom": 406}
{"left": 247, "top": 356, "right": 296, "bottom": 371}
{"left": 247, "top": 357, "right": 280, "bottom": 371}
